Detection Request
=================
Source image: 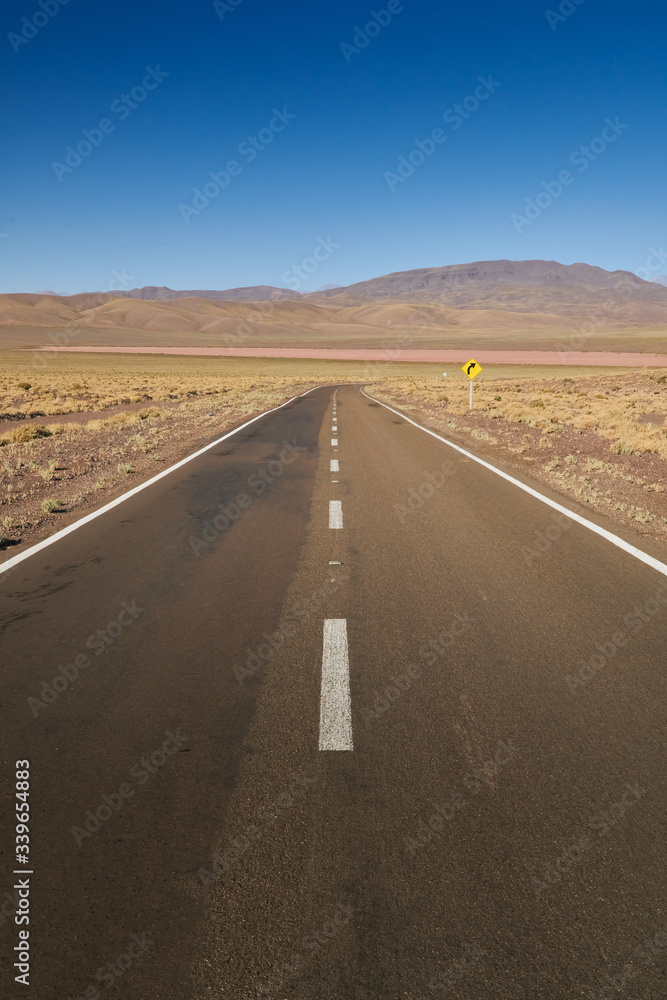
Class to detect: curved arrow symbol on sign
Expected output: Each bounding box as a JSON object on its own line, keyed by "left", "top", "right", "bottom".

{"left": 467, "top": 362, "right": 476, "bottom": 375}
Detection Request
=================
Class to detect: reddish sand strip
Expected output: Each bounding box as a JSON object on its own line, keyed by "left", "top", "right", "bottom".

{"left": 34, "top": 346, "right": 667, "bottom": 367}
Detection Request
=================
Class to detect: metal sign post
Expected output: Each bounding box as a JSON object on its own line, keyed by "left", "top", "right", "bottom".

{"left": 461, "top": 357, "right": 483, "bottom": 409}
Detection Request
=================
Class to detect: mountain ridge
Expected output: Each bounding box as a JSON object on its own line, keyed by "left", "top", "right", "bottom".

{"left": 80, "top": 259, "right": 666, "bottom": 307}
{"left": 2, "top": 259, "right": 666, "bottom": 354}
{"left": 110, "top": 284, "right": 300, "bottom": 302}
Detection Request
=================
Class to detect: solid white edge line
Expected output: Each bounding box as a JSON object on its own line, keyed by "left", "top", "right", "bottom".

{"left": 0, "top": 385, "right": 323, "bottom": 578}
{"left": 360, "top": 387, "right": 667, "bottom": 581}
{"left": 319, "top": 618, "right": 353, "bottom": 751}
{"left": 329, "top": 500, "right": 343, "bottom": 529}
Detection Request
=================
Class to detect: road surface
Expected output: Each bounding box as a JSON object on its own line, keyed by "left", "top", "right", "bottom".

{"left": 1, "top": 385, "right": 666, "bottom": 999}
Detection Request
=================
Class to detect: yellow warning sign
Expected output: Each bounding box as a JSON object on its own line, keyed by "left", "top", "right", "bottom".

{"left": 461, "top": 358, "right": 483, "bottom": 380}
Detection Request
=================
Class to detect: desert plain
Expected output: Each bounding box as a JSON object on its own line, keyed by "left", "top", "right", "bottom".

{"left": 1, "top": 259, "right": 666, "bottom": 558}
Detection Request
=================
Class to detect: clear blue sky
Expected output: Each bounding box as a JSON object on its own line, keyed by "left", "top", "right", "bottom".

{"left": 1, "top": 0, "right": 665, "bottom": 293}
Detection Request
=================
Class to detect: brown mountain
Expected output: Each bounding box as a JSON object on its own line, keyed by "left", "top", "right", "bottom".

{"left": 113, "top": 285, "right": 300, "bottom": 301}
{"left": 307, "top": 259, "right": 666, "bottom": 310}
{"left": 2, "top": 260, "right": 666, "bottom": 353}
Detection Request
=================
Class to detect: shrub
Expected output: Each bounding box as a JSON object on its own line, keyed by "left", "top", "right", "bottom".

{"left": 41, "top": 498, "right": 62, "bottom": 513}
{"left": 0, "top": 425, "right": 53, "bottom": 446}
{"left": 1, "top": 515, "right": 12, "bottom": 539}
{"left": 94, "top": 476, "right": 114, "bottom": 490}
{"left": 117, "top": 463, "right": 135, "bottom": 474}
{"left": 130, "top": 434, "right": 152, "bottom": 453}
{"left": 137, "top": 407, "right": 165, "bottom": 420}
{"left": 38, "top": 461, "right": 57, "bottom": 481}
{"left": 105, "top": 412, "right": 134, "bottom": 426}
{"left": 470, "top": 429, "right": 498, "bottom": 444}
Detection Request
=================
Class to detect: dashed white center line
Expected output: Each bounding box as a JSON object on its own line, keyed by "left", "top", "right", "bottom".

{"left": 330, "top": 459, "right": 339, "bottom": 472}
{"left": 329, "top": 500, "right": 343, "bottom": 529}
{"left": 319, "top": 619, "right": 353, "bottom": 751}
{"left": 331, "top": 438, "right": 338, "bottom": 446}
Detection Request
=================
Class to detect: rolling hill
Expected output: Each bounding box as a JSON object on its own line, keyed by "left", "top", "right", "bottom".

{"left": 2, "top": 260, "right": 666, "bottom": 353}
{"left": 112, "top": 284, "right": 300, "bottom": 301}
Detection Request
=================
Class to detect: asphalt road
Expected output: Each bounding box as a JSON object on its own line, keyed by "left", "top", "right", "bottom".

{"left": 1, "top": 384, "right": 666, "bottom": 999}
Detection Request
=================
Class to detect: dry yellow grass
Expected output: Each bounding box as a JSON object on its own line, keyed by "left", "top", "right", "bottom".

{"left": 369, "top": 370, "right": 667, "bottom": 460}
{"left": 368, "top": 369, "right": 667, "bottom": 544}
{"left": 0, "top": 353, "right": 342, "bottom": 549}
{"left": 0, "top": 363, "right": 306, "bottom": 418}
{"left": 2, "top": 350, "right": 665, "bottom": 552}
